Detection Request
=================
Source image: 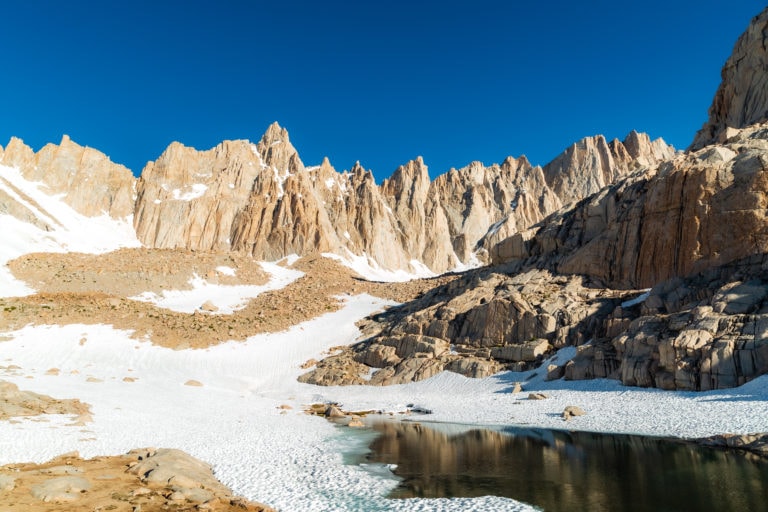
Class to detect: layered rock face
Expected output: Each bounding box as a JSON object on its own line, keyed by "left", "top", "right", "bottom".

{"left": 0, "top": 135, "right": 135, "bottom": 220}
{"left": 690, "top": 8, "right": 768, "bottom": 150}
{"left": 306, "top": 227, "right": 768, "bottom": 390}
{"left": 133, "top": 125, "right": 672, "bottom": 273}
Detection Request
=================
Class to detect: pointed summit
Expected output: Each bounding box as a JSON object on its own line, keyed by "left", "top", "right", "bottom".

{"left": 260, "top": 121, "right": 290, "bottom": 146}
{"left": 254, "top": 122, "right": 304, "bottom": 174}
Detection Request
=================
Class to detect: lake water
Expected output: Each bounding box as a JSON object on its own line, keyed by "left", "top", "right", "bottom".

{"left": 358, "top": 420, "right": 768, "bottom": 512}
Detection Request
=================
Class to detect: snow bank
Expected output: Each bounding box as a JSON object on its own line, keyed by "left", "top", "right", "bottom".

{"left": 171, "top": 183, "right": 208, "bottom": 201}
{"left": 326, "top": 346, "right": 768, "bottom": 439}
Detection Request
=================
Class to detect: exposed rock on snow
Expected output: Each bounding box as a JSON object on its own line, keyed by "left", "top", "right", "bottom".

{"left": 562, "top": 405, "right": 586, "bottom": 421}
{"left": 0, "top": 380, "right": 90, "bottom": 421}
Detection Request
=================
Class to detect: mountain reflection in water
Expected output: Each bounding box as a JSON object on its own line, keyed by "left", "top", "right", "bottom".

{"left": 363, "top": 420, "right": 768, "bottom": 512}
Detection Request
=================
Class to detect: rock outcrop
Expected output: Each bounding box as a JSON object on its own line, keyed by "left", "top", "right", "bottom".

{"left": 691, "top": 8, "right": 768, "bottom": 150}
{"left": 0, "top": 380, "right": 91, "bottom": 421}
{"left": 0, "top": 448, "right": 272, "bottom": 511}
{"left": 299, "top": 268, "right": 632, "bottom": 385}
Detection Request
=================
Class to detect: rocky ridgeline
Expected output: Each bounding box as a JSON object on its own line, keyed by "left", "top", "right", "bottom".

{"left": 1, "top": 124, "right": 672, "bottom": 274}
{"left": 492, "top": 123, "right": 768, "bottom": 289}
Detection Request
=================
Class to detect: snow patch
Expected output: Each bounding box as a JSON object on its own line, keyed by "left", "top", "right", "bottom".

{"left": 322, "top": 250, "right": 436, "bottom": 282}
{"left": 621, "top": 290, "right": 651, "bottom": 308}
{"left": 485, "top": 217, "right": 507, "bottom": 237}
{"left": 450, "top": 252, "right": 483, "bottom": 273}
{"left": 273, "top": 166, "right": 292, "bottom": 199}
{"left": 215, "top": 266, "right": 236, "bottom": 277}
{"left": 129, "top": 262, "right": 303, "bottom": 314}
{"left": 277, "top": 254, "right": 301, "bottom": 267}
{"left": 171, "top": 183, "right": 208, "bottom": 201}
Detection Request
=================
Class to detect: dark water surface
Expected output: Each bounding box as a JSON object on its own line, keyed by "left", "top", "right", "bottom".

{"left": 361, "top": 420, "right": 768, "bottom": 512}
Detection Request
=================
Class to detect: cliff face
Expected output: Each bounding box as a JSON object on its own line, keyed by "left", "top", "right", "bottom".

{"left": 493, "top": 7, "right": 768, "bottom": 289}
{"left": 691, "top": 8, "right": 768, "bottom": 150}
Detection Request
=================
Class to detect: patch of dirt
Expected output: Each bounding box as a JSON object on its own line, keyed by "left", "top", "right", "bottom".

{"left": 0, "top": 252, "right": 458, "bottom": 350}
{"left": 0, "top": 449, "right": 272, "bottom": 511}
{"left": 8, "top": 248, "right": 268, "bottom": 297}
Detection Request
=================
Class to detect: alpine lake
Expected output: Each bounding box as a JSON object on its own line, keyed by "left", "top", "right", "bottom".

{"left": 343, "top": 418, "right": 768, "bottom": 512}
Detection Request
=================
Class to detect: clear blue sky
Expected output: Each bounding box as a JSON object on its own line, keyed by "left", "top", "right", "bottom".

{"left": 0, "top": 1, "right": 763, "bottom": 180}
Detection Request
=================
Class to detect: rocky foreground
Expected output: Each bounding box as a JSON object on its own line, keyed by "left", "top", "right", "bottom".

{"left": 0, "top": 381, "right": 271, "bottom": 511}
{"left": 0, "top": 449, "right": 272, "bottom": 511}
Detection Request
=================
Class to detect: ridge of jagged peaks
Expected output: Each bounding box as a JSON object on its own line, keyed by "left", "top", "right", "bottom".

{"left": 690, "top": 7, "right": 768, "bottom": 150}
{"left": 0, "top": 121, "right": 673, "bottom": 274}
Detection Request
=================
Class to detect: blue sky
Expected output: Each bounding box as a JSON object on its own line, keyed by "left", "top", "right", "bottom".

{"left": 0, "top": 1, "right": 763, "bottom": 180}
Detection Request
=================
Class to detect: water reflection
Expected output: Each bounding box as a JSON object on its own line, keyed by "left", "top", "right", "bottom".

{"left": 363, "top": 420, "right": 768, "bottom": 512}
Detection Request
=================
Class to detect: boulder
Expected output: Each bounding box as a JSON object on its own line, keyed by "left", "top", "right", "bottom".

{"left": 30, "top": 476, "right": 91, "bottom": 502}
{"left": 562, "top": 406, "right": 586, "bottom": 421}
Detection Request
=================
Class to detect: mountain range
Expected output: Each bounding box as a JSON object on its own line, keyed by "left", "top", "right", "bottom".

{"left": 2, "top": 8, "right": 768, "bottom": 394}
